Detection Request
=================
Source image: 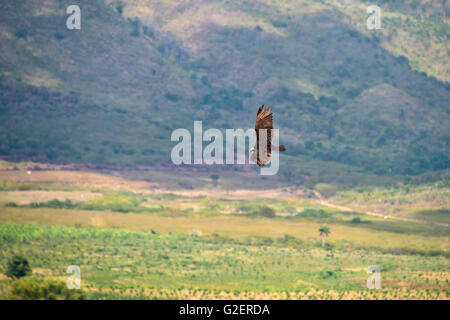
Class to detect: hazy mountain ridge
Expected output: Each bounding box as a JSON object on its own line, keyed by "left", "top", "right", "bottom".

{"left": 0, "top": 0, "right": 448, "bottom": 180}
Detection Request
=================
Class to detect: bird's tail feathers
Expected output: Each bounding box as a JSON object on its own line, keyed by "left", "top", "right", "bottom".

{"left": 273, "top": 145, "right": 286, "bottom": 152}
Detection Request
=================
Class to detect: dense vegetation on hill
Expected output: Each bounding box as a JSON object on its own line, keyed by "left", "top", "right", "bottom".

{"left": 0, "top": 0, "right": 448, "bottom": 179}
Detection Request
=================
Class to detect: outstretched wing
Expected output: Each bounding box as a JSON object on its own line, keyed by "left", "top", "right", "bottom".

{"left": 255, "top": 104, "right": 273, "bottom": 131}
{"left": 254, "top": 104, "right": 273, "bottom": 167}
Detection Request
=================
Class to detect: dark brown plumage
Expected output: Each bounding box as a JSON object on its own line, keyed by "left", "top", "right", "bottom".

{"left": 251, "top": 104, "right": 286, "bottom": 167}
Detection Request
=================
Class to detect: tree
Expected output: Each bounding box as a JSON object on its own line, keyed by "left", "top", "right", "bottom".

{"left": 257, "top": 206, "right": 276, "bottom": 218}
{"left": 210, "top": 174, "right": 219, "bottom": 187}
{"left": 130, "top": 17, "right": 140, "bottom": 37}
{"left": 6, "top": 255, "right": 32, "bottom": 279}
{"left": 318, "top": 226, "right": 330, "bottom": 248}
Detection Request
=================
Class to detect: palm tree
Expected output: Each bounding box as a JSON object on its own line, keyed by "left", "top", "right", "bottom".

{"left": 318, "top": 225, "right": 330, "bottom": 247}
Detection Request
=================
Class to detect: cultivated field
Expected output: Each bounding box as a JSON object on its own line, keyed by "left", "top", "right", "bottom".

{"left": 0, "top": 168, "right": 448, "bottom": 299}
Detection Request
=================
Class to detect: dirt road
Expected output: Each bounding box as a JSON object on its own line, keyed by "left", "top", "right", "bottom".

{"left": 312, "top": 190, "right": 449, "bottom": 227}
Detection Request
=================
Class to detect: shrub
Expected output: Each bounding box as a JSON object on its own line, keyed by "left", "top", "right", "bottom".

{"left": 8, "top": 277, "right": 86, "bottom": 300}
{"left": 318, "top": 270, "right": 335, "bottom": 279}
{"left": 255, "top": 206, "right": 276, "bottom": 218}
{"left": 14, "top": 29, "right": 27, "bottom": 38}
{"left": 165, "top": 92, "right": 181, "bottom": 102}
{"left": 350, "top": 217, "right": 361, "bottom": 223}
{"left": 5, "top": 202, "right": 18, "bottom": 207}
{"left": 6, "top": 255, "right": 32, "bottom": 279}
{"left": 236, "top": 204, "right": 252, "bottom": 212}
{"left": 282, "top": 233, "right": 296, "bottom": 243}
{"left": 54, "top": 33, "right": 64, "bottom": 40}
{"left": 210, "top": 174, "right": 219, "bottom": 187}
{"left": 116, "top": 1, "right": 124, "bottom": 15}
{"left": 349, "top": 217, "right": 370, "bottom": 224}
{"left": 297, "top": 209, "right": 331, "bottom": 219}
{"left": 29, "top": 199, "right": 74, "bottom": 209}
{"left": 130, "top": 17, "right": 140, "bottom": 37}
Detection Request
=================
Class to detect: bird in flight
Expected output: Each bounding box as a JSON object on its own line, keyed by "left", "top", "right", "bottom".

{"left": 250, "top": 104, "right": 286, "bottom": 167}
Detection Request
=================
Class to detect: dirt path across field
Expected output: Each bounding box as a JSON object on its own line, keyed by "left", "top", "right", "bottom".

{"left": 312, "top": 190, "right": 449, "bottom": 227}
{"left": 156, "top": 187, "right": 310, "bottom": 199}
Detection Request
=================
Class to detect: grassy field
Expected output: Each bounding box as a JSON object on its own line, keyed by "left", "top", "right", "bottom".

{"left": 0, "top": 169, "right": 448, "bottom": 299}
{"left": 0, "top": 224, "right": 448, "bottom": 300}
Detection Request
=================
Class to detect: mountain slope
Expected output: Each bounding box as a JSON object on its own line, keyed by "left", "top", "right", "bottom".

{"left": 0, "top": 0, "right": 448, "bottom": 179}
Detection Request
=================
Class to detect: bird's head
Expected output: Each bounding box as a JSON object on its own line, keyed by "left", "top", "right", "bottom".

{"left": 250, "top": 147, "right": 255, "bottom": 153}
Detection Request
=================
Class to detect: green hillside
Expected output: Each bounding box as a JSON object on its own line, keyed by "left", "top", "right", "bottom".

{"left": 0, "top": 0, "right": 449, "bottom": 180}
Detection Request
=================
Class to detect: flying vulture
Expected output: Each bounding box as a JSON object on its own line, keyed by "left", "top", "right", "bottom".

{"left": 250, "top": 104, "right": 286, "bottom": 167}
